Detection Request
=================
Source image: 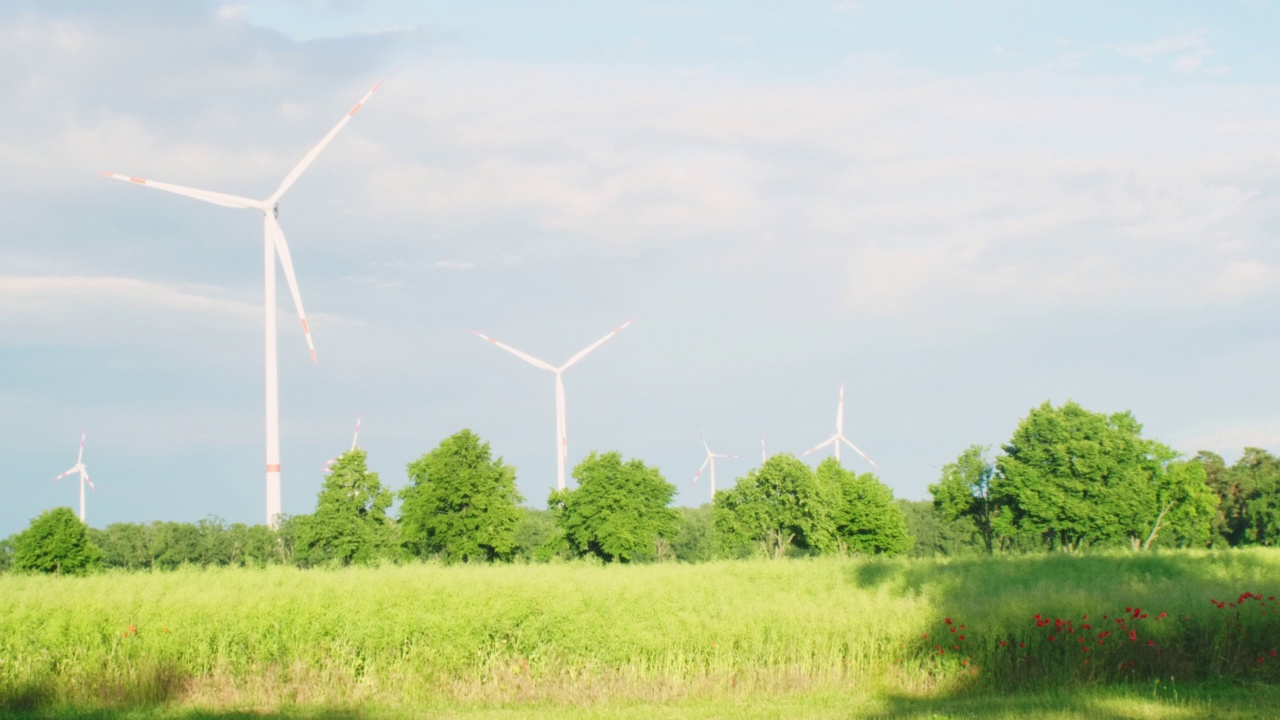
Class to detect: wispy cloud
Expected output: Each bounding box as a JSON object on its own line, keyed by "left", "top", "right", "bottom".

{"left": 1118, "top": 31, "right": 1213, "bottom": 74}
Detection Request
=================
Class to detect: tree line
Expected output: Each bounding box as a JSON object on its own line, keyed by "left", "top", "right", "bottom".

{"left": 4, "top": 401, "right": 1279, "bottom": 574}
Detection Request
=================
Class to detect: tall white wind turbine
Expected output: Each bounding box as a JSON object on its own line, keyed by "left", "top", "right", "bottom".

{"left": 801, "top": 382, "right": 879, "bottom": 469}
{"left": 473, "top": 320, "right": 634, "bottom": 491}
{"left": 101, "top": 83, "right": 381, "bottom": 526}
{"left": 691, "top": 436, "right": 737, "bottom": 498}
{"left": 52, "top": 430, "right": 95, "bottom": 523}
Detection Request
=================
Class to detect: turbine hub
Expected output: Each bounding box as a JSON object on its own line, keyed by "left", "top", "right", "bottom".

{"left": 272, "top": 203, "right": 279, "bottom": 219}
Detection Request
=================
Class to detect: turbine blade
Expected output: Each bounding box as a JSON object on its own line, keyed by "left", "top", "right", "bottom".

{"left": 53, "top": 468, "right": 76, "bottom": 482}
{"left": 351, "top": 415, "right": 361, "bottom": 451}
{"left": 83, "top": 470, "right": 95, "bottom": 491}
{"left": 266, "top": 215, "right": 317, "bottom": 363}
{"left": 560, "top": 319, "right": 633, "bottom": 371}
{"left": 836, "top": 382, "right": 845, "bottom": 436}
{"left": 77, "top": 430, "right": 86, "bottom": 465}
{"left": 472, "top": 331, "right": 556, "bottom": 372}
{"left": 800, "top": 436, "right": 837, "bottom": 458}
{"left": 99, "top": 172, "right": 259, "bottom": 210}
{"left": 692, "top": 455, "right": 712, "bottom": 485}
{"left": 717, "top": 453, "right": 739, "bottom": 459}
{"left": 840, "top": 436, "right": 880, "bottom": 469}
{"left": 269, "top": 81, "right": 383, "bottom": 203}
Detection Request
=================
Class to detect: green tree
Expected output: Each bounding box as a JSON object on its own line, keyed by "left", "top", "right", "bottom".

{"left": 896, "top": 499, "right": 983, "bottom": 557}
{"left": 400, "top": 430, "right": 524, "bottom": 563}
{"left": 713, "top": 454, "right": 834, "bottom": 559}
{"left": 295, "top": 449, "right": 392, "bottom": 566}
{"left": 930, "top": 444, "right": 1002, "bottom": 553}
{"left": 995, "top": 401, "right": 1210, "bottom": 552}
{"left": 1226, "top": 448, "right": 1280, "bottom": 546}
{"left": 670, "top": 505, "right": 716, "bottom": 562}
{"left": 12, "top": 507, "right": 102, "bottom": 574}
{"left": 550, "top": 451, "right": 678, "bottom": 563}
{"left": 0, "top": 535, "right": 14, "bottom": 572}
{"left": 1140, "top": 455, "right": 1218, "bottom": 549}
{"left": 817, "top": 458, "right": 912, "bottom": 556}
{"left": 512, "top": 507, "right": 562, "bottom": 562}
{"left": 1196, "top": 451, "right": 1242, "bottom": 546}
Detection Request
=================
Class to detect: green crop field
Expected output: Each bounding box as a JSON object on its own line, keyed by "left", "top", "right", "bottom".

{"left": 3, "top": 550, "right": 1279, "bottom": 719}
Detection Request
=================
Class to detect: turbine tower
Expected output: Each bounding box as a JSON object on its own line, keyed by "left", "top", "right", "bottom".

{"left": 101, "top": 83, "right": 381, "bottom": 526}
{"left": 52, "top": 430, "right": 95, "bottom": 523}
{"left": 801, "top": 382, "right": 879, "bottom": 468}
{"left": 324, "top": 415, "right": 362, "bottom": 473}
{"left": 691, "top": 436, "right": 737, "bottom": 497}
{"left": 473, "top": 320, "right": 633, "bottom": 490}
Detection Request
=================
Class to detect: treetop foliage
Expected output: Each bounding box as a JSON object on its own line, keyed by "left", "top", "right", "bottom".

{"left": 550, "top": 451, "right": 678, "bottom": 563}
{"left": 400, "top": 429, "right": 524, "bottom": 563}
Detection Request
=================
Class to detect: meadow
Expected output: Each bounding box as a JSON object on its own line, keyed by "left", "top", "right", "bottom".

{"left": 2, "top": 550, "right": 1279, "bottom": 718}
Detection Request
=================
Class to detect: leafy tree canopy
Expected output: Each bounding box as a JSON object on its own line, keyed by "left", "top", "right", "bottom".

{"left": 400, "top": 429, "right": 524, "bottom": 563}
{"left": 12, "top": 507, "right": 101, "bottom": 575}
{"left": 295, "top": 449, "right": 392, "bottom": 566}
{"left": 816, "top": 458, "right": 912, "bottom": 556}
{"left": 550, "top": 451, "right": 678, "bottom": 563}
{"left": 994, "top": 400, "right": 1216, "bottom": 552}
{"left": 930, "top": 444, "right": 1002, "bottom": 553}
{"left": 713, "top": 454, "right": 833, "bottom": 559}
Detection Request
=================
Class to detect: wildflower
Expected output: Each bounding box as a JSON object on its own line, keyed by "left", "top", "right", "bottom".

{"left": 1140, "top": 613, "right": 1148, "bottom": 619}
{"left": 1019, "top": 642, "right": 1025, "bottom": 648}
{"left": 921, "top": 633, "right": 928, "bottom": 638}
{"left": 1000, "top": 640, "right": 1007, "bottom": 647}
{"left": 953, "top": 645, "right": 959, "bottom": 650}
{"left": 959, "top": 635, "right": 966, "bottom": 641}
{"left": 960, "top": 624, "right": 966, "bottom": 630}
{"left": 1147, "top": 640, "right": 1155, "bottom": 646}
{"left": 1259, "top": 658, "right": 1265, "bottom": 664}
{"left": 950, "top": 627, "right": 956, "bottom": 634}
{"left": 945, "top": 617, "right": 952, "bottom": 625}
{"left": 961, "top": 659, "right": 969, "bottom": 666}
{"left": 1129, "top": 630, "right": 1137, "bottom": 641}
{"left": 1049, "top": 635, "right": 1056, "bottom": 642}
{"left": 1157, "top": 613, "right": 1167, "bottom": 620}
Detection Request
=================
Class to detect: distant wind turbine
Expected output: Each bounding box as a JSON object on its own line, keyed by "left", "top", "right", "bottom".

{"left": 52, "top": 430, "right": 95, "bottom": 523}
{"left": 473, "top": 320, "right": 634, "bottom": 490}
{"left": 101, "top": 82, "right": 382, "bottom": 526}
{"left": 761, "top": 436, "right": 768, "bottom": 464}
{"left": 801, "top": 382, "right": 879, "bottom": 468}
{"left": 691, "top": 436, "right": 737, "bottom": 498}
{"left": 324, "top": 415, "right": 362, "bottom": 473}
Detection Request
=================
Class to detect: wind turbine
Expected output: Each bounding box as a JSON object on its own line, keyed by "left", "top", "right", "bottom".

{"left": 691, "top": 436, "right": 737, "bottom": 497}
{"left": 52, "top": 430, "right": 95, "bottom": 523}
{"left": 101, "top": 82, "right": 382, "bottom": 526}
{"left": 801, "top": 382, "right": 879, "bottom": 468}
{"left": 324, "top": 415, "right": 363, "bottom": 473}
{"left": 760, "top": 436, "right": 768, "bottom": 464}
{"left": 472, "top": 320, "right": 634, "bottom": 490}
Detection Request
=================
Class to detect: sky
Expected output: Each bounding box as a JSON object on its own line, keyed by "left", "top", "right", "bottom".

{"left": 2, "top": 0, "right": 1280, "bottom": 537}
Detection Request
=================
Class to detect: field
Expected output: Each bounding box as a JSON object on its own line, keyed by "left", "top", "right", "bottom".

{"left": 2, "top": 550, "right": 1279, "bottom": 718}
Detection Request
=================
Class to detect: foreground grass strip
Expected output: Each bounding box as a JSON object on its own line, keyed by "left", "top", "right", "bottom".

{"left": 1, "top": 550, "right": 1278, "bottom": 713}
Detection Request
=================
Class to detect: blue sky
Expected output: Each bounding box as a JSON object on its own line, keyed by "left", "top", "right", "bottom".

{"left": 2, "top": 1, "right": 1279, "bottom": 536}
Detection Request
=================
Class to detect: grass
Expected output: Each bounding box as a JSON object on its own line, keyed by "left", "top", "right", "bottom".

{"left": 1, "top": 549, "right": 1278, "bottom": 717}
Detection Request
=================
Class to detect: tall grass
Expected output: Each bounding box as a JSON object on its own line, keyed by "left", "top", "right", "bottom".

{"left": 1, "top": 550, "right": 1277, "bottom": 712}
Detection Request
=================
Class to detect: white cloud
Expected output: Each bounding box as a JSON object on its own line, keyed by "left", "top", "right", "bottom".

{"left": 1118, "top": 31, "right": 1212, "bottom": 74}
